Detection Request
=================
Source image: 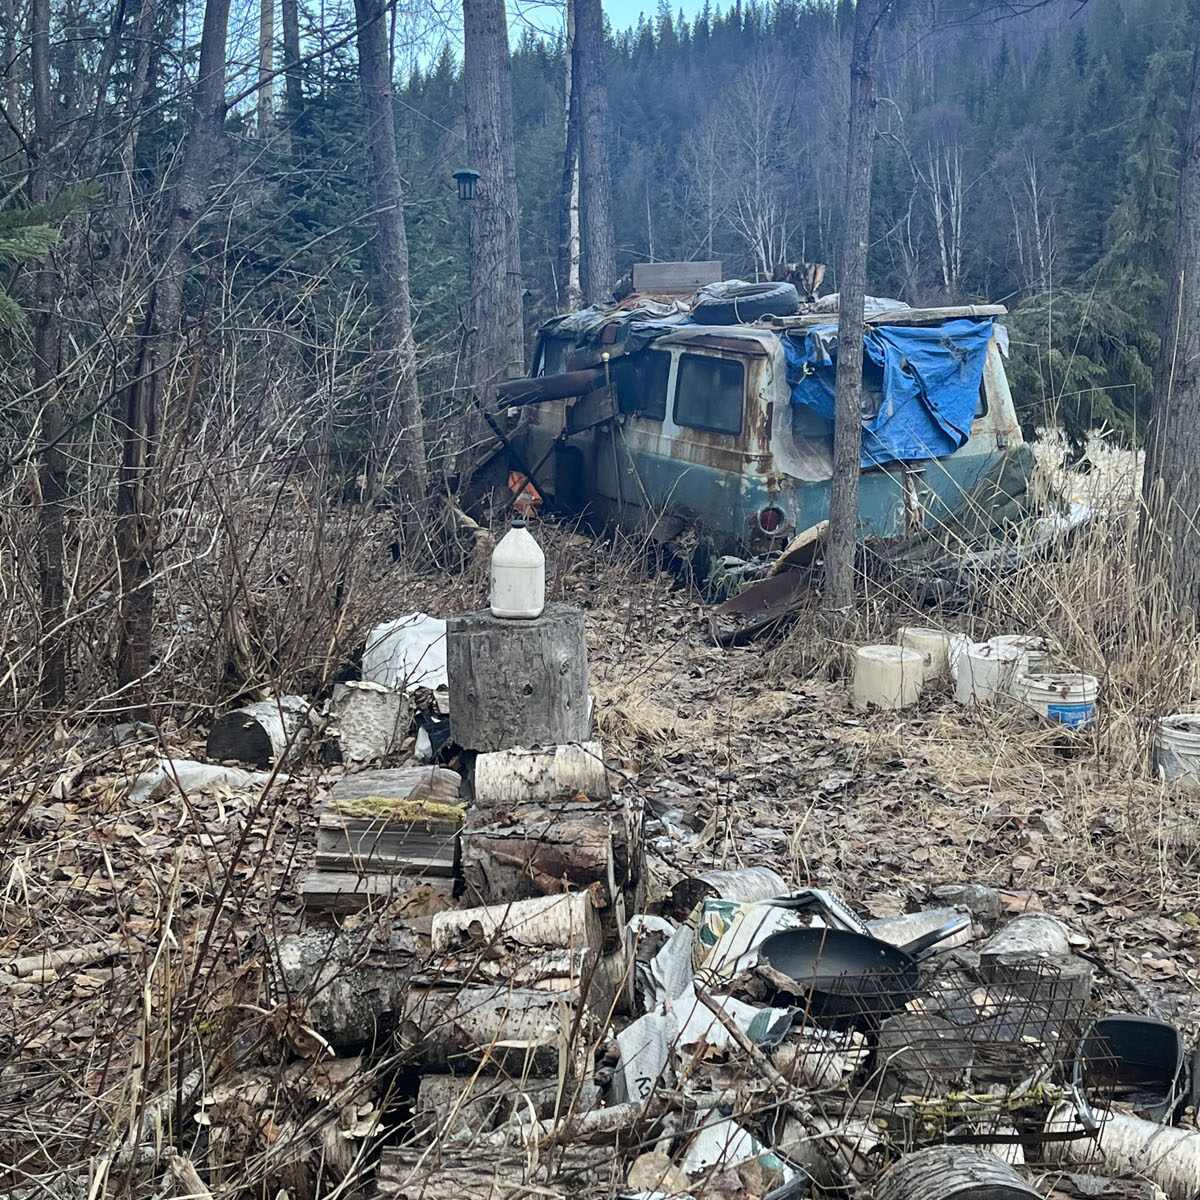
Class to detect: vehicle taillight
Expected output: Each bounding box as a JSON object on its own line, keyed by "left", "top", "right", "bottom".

{"left": 758, "top": 506, "right": 784, "bottom": 534}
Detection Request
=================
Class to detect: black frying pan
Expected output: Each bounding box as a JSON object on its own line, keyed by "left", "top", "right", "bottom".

{"left": 757, "top": 915, "right": 970, "bottom": 1022}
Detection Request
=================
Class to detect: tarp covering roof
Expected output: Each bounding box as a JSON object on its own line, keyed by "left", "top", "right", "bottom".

{"left": 783, "top": 318, "right": 995, "bottom": 467}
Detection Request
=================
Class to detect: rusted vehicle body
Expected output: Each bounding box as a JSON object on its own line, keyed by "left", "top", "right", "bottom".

{"left": 508, "top": 304, "right": 1032, "bottom": 558}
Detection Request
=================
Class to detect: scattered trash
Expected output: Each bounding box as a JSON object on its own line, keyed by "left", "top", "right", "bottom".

{"left": 125, "top": 757, "right": 283, "bottom": 803}
{"left": 667, "top": 866, "right": 788, "bottom": 922}
{"left": 362, "top": 612, "right": 448, "bottom": 692}
{"left": 987, "top": 633, "right": 1061, "bottom": 675}
{"left": 1074, "top": 1015, "right": 1189, "bottom": 1124}
{"left": 753, "top": 915, "right": 970, "bottom": 1022}
{"left": 954, "top": 641, "right": 1024, "bottom": 706}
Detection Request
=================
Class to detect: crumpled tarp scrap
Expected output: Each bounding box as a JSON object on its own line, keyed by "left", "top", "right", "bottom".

{"left": 783, "top": 317, "right": 995, "bottom": 467}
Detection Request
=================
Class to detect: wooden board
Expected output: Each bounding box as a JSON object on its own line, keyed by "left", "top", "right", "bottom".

{"left": 632, "top": 260, "right": 721, "bottom": 293}
{"left": 325, "top": 765, "right": 462, "bottom": 810}
{"left": 319, "top": 766, "right": 463, "bottom": 874}
{"left": 299, "top": 870, "right": 452, "bottom": 914}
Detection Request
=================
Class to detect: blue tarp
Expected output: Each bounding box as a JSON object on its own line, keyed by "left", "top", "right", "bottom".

{"left": 783, "top": 318, "right": 995, "bottom": 467}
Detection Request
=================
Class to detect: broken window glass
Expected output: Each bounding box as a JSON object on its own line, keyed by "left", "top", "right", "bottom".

{"left": 674, "top": 354, "right": 744, "bottom": 435}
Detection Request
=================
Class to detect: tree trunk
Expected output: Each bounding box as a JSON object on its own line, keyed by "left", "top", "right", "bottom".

{"left": 352, "top": 0, "right": 428, "bottom": 522}
{"left": 557, "top": 0, "right": 582, "bottom": 310}
{"left": 115, "top": 0, "right": 231, "bottom": 703}
{"left": 1141, "top": 30, "right": 1200, "bottom": 614}
{"left": 280, "top": 0, "right": 302, "bottom": 122}
{"left": 574, "top": 0, "right": 615, "bottom": 304}
{"left": 460, "top": 0, "right": 525, "bottom": 478}
{"left": 257, "top": 0, "right": 274, "bottom": 135}
{"left": 824, "top": 0, "right": 886, "bottom": 613}
{"left": 30, "top": 0, "right": 67, "bottom": 708}
{"left": 2, "top": 0, "right": 18, "bottom": 118}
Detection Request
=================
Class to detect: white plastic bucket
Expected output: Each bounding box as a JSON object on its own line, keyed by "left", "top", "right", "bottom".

{"left": 1012, "top": 671, "right": 1098, "bottom": 729}
{"left": 954, "top": 642, "right": 1024, "bottom": 706}
{"left": 987, "top": 634, "right": 1059, "bottom": 676}
{"left": 852, "top": 645, "right": 924, "bottom": 711}
{"left": 1156, "top": 714, "right": 1200, "bottom": 788}
{"left": 898, "top": 627, "right": 952, "bottom": 682}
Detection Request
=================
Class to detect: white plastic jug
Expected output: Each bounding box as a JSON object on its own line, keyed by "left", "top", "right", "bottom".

{"left": 490, "top": 519, "right": 545, "bottom": 619}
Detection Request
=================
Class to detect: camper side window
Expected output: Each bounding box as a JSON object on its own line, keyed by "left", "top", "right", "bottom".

{"left": 615, "top": 349, "right": 670, "bottom": 420}
{"left": 674, "top": 354, "right": 744, "bottom": 435}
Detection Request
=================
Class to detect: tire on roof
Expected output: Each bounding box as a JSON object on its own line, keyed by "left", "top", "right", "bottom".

{"left": 691, "top": 280, "right": 799, "bottom": 325}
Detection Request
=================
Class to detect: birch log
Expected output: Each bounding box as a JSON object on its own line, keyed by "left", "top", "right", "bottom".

{"left": 473, "top": 742, "right": 611, "bottom": 805}
{"left": 398, "top": 983, "right": 595, "bottom": 1075}
{"left": 872, "top": 1146, "right": 1040, "bottom": 1200}
{"left": 206, "top": 695, "right": 310, "bottom": 767}
{"left": 1046, "top": 1104, "right": 1200, "bottom": 1200}
{"left": 431, "top": 890, "right": 603, "bottom": 954}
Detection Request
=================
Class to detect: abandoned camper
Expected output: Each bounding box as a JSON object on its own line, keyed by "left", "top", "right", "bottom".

{"left": 495, "top": 266, "right": 1033, "bottom": 559}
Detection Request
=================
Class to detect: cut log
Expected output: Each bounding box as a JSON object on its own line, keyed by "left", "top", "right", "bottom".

{"left": 398, "top": 983, "right": 597, "bottom": 1076}
{"left": 979, "top": 914, "right": 1072, "bottom": 960}
{"left": 872, "top": 1146, "right": 1041, "bottom": 1200}
{"left": 473, "top": 742, "right": 612, "bottom": 807}
{"left": 461, "top": 793, "right": 644, "bottom": 923}
{"left": 326, "top": 765, "right": 462, "bottom": 810}
{"left": 446, "top": 605, "right": 589, "bottom": 752}
{"left": 413, "top": 1074, "right": 601, "bottom": 1140}
{"left": 418, "top": 946, "right": 595, "bottom": 991}
{"left": 868, "top": 907, "right": 974, "bottom": 951}
{"left": 431, "top": 891, "right": 602, "bottom": 955}
{"left": 273, "top": 926, "right": 417, "bottom": 1050}
{"left": 299, "top": 870, "right": 452, "bottom": 916}
{"left": 329, "top": 680, "right": 412, "bottom": 762}
{"left": 1046, "top": 1103, "right": 1200, "bottom": 1200}
{"left": 376, "top": 1149, "right": 535, "bottom": 1200}
{"left": 461, "top": 806, "right": 615, "bottom": 909}
{"left": 667, "top": 866, "right": 787, "bottom": 921}
{"left": 877, "top": 1012, "right": 974, "bottom": 1098}
{"left": 206, "top": 695, "right": 310, "bottom": 767}
{"left": 978, "top": 950, "right": 1093, "bottom": 1026}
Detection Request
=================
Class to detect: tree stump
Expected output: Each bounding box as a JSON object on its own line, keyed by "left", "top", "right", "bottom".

{"left": 447, "top": 604, "right": 589, "bottom": 752}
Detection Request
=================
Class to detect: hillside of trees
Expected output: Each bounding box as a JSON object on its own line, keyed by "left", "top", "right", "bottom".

{"left": 1, "top": 0, "right": 1197, "bottom": 710}
{"left": 412, "top": 0, "right": 1191, "bottom": 447}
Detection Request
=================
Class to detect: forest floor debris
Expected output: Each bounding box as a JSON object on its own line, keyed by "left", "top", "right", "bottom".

{"left": 3, "top": 487, "right": 1200, "bottom": 1199}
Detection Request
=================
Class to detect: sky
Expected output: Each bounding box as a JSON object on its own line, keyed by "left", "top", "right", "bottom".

{"left": 602, "top": 0, "right": 713, "bottom": 32}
